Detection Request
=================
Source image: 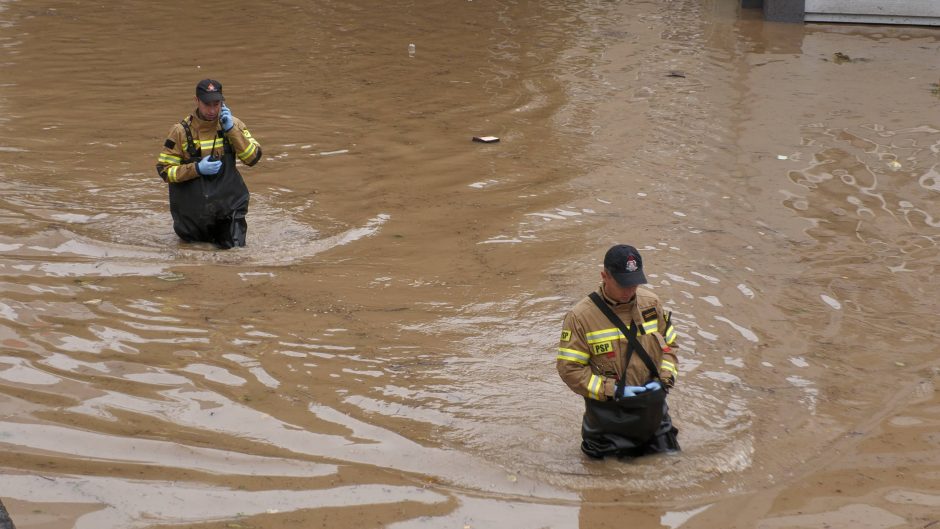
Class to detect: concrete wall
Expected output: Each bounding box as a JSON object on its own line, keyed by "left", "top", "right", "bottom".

{"left": 743, "top": 0, "right": 940, "bottom": 25}
{"left": 805, "top": 0, "right": 940, "bottom": 25}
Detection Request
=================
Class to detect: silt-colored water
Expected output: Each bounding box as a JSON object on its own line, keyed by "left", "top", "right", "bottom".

{"left": 1, "top": 1, "right": 939, "bottom": 528}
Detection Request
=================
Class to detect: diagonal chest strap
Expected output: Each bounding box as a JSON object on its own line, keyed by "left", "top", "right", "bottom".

{"left": 588, "top": 292, "right": 661, "bottom": 394}
{"left": 180, "top": 118, "right": 201, "bottom": 160}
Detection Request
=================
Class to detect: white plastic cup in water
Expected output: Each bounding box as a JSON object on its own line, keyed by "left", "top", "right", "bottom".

{"left": 408, "top": 43, "right": 415, "bottom": 57}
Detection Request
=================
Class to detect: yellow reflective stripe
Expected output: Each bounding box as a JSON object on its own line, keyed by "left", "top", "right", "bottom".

{"left": 178, "top": 139, "right": 222, "bottom": 152}
{"left": 587, "top": 374, "right": 604, "bottom": 400}
{"left": 642, "top": 320, "right": 658, "bottom": 333}
{"left": 557, "top": 348, "right": 590, "bottom": 365}
{"left": 586, "top": 327, "right": 618, "bottom": 339}
{"left": 159, "top": 153, "right": 181, "bottom": 164}
{"left": 237, "top": 141, "right": 257, "bottom": 161}
{"left": 660, "top": 360, "right": 678, "bottom": 376}
{"left": 167, "top": 166, "right": 179, "bottom": 183}
{"left": 197, "top": 138, "right": 220, "bottom": 148}
{"left": 664, "top": 325, "right": 677, "bottom": 345}
{"left": 586, "top": 328, "right": 622, "bottom": 344}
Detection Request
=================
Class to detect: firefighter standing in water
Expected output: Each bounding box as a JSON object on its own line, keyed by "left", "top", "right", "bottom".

{"left": 556, "top": 244, "right": 680, "bottom": 458}
{"left": 155, "top": 79, "right": 262, "bottom": 249}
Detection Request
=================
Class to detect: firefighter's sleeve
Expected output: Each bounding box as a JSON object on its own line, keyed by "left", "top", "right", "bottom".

{"left": 155, "top": 125, "right": 200, "bottom": 184}
{"left": 658, "top": 302, "right": 679, "bottom": 388}
{"left": 556, "top": 312, "right": 615, "bottom": 401}
{"left": 225, "top": 117, "right": 262, "bottom": 167}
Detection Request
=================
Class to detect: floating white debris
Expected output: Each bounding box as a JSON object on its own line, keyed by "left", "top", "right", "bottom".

{"left": 700, "top": 296, "right": 722, "bottom": 307}
{"left": 468, "top": 179, "right": 498, "bottom": 189}
{"left": 239, "top": 272, "right": 276, "bottom": 281}
{"left": 724, "top": 357, "right": 744, "bottom": 368}
{"left": 664, "top": 273, "right": 700, "bottom": 287}
{"left": 480, "top": 238, "right": 522, "bottom": 244}
{"left": 714, "top": 316, "right": 759, "bottom": 342}
{"left": 691, "top": 271, "right": 720, "bottom": 283}
{"left": 702, "top": 371, "right": 741, "bottom": 383}
{"left": 820, "top": 294, "right": 841, "bottom": 310}
{"left": 697, "top": 329, "right": 719, "bottom": 341}
{"left": 525, "top": 212, "right": 567, "bottom": 221}
{"left": 789, "top": 357, "right": 809, "bottom": 368}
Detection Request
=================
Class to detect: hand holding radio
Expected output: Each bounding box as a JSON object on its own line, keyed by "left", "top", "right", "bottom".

{"left": 219, "top": 103, "right": 234, "bottom": 132}
{"left": 197, "top": 155, "right": 222, "bottom": 176}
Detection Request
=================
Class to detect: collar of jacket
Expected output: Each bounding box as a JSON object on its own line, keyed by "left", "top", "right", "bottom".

{"left": 597, "top": 283, "right": 636, "bottom": 308}
{"left": 189, "top": 111, "right": 220, "bottom": 133}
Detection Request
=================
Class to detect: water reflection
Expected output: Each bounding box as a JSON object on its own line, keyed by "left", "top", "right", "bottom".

{"left": 2, "top": 0, "right": 940, "bottom": 528}
{"left": 787, "top": 123, "right": 940, "bottom": 275}
{"left": 0, "top": 475, "right": 447, "bottom": 529}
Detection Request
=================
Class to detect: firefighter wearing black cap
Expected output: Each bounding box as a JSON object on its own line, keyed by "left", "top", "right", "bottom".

{"left": 155, "top": 79, "right": 262, "bottom": 249}
{"left": 557, "top": 244, "right": 680, "bottom": 458}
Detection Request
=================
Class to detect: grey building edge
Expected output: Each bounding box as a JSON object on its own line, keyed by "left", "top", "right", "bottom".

{"left": 743, "top": 0, "right": 940, "bottom": 25}
{"left": 805, "top": 13, "right": 940, "bottom": 25}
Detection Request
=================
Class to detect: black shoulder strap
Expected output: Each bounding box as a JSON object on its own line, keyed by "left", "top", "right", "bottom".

{"left": 180, "top": 118, "right": 201, "bottom": 159}
{"left": 588, "top": 292, "right": 661, "bottom": 386}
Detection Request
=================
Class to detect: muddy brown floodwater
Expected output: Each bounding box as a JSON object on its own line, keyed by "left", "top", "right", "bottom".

{"left": 1, "top": 0, "right": 939, "bottom": 528}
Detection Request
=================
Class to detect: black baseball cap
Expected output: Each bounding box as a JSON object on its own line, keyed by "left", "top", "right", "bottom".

{"left": 196, "top": 79, "right": 224, "bottom": 103}
{"left": 604, "top": 244, "right": 647, "bottom": 287}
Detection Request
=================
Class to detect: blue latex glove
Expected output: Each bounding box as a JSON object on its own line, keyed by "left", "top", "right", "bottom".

{"left": 644, "top": 381, "right": 662, "bottom": 392}
{"left": 619, "top": 385, "right": 648, "bottom": 398}
{"left": 219, "top": 103, "right": 234, "bottom": 132}
{"left": 196, "top": 155, "right": 222, "bottom": 176}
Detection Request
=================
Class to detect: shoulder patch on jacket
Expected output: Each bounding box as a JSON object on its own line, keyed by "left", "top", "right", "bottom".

{"left": 164, "top": 139, "right": 176, "bottom": 149}
{"left": 560, "top": 329, "right": 571, "bottom": 342}
{"left": 642, "top": 307, "right": 658, "bottom": 321}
